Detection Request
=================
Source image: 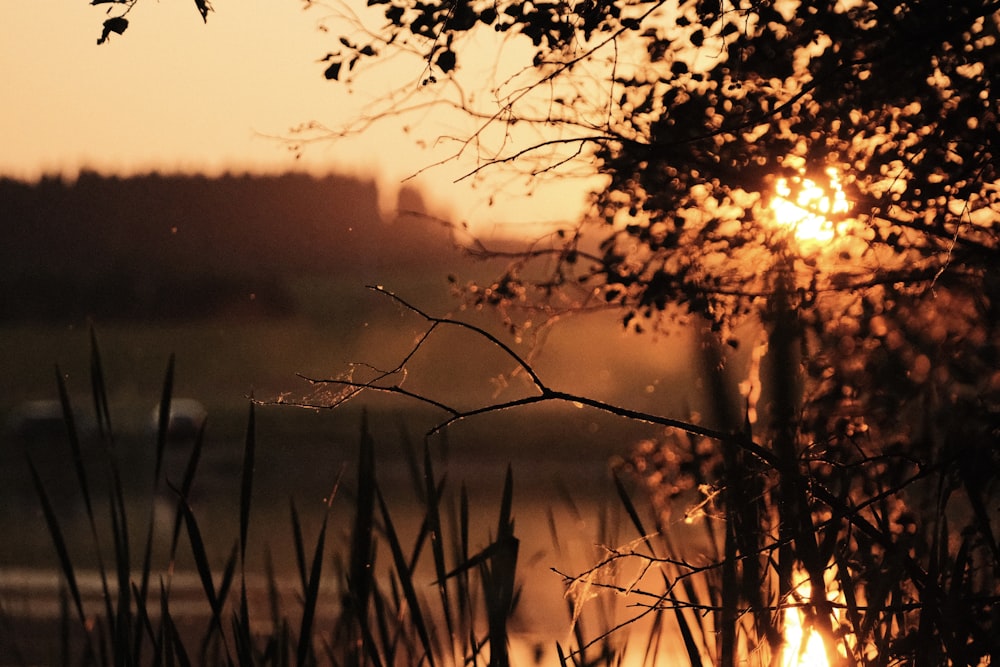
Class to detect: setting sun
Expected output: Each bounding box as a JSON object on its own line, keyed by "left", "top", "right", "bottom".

{"left": 770, "top": 168, "right": 850, "bottom": 246}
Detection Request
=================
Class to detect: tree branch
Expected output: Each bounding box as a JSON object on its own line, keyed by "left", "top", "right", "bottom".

{"left": 282, "top": 286, "right": 783, "bottom": 469}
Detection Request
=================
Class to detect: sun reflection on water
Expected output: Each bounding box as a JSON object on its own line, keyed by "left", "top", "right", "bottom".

{"left": 781, "top": 596, "right": 831, "bottom": 667}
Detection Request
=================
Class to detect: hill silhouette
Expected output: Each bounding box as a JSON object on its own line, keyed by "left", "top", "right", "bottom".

{"left": 0, "top": 171, "right": 458, "bottom": 321}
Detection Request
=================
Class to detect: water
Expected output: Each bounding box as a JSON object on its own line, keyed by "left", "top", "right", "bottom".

{"left": 0, "top": 397, "right": 684, "bottom": 663}
{"left": 0, "top": 305, "right": 710, "bottom": 662}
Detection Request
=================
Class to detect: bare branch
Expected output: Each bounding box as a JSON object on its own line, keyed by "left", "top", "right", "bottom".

{"left": 278, "top": 287, "right": 785, "bottom": 476}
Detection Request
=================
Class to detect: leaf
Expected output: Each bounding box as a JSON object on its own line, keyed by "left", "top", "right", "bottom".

{"left": 194, "top": 0, "right": 211, "bottom": 22}
{"left": 97, "top": 16, "right": 128, "bottom": 45}
{"left": 435, "top": 48, "right": 456, "bottom": 74}
{"left": 324, "top": 61, "right": 343, "bottom": 81}
{"left": 479, "top": 7, "right": 497, "bottom": 24}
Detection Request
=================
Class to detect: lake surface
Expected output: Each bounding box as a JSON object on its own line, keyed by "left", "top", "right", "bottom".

{"left": 0, "top": 308, "right": 722, "bottom": 663}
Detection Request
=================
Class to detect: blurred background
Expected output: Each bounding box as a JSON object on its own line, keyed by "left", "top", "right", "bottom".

{"left": 0, "top": 3, "right": 716, "bottom": 652}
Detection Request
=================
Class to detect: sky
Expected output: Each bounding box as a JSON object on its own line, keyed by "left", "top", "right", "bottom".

{"left": 0, "top": 0, "right": 594, "bottom": 235}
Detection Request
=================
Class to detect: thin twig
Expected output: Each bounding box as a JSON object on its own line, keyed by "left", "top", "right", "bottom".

{"left": 293, "top": 286, "right": 771, "bottom": 457}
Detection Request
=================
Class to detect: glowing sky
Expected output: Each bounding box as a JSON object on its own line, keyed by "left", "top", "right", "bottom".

{"left": 0, "top": 1, "right": 593, "bottom": 234}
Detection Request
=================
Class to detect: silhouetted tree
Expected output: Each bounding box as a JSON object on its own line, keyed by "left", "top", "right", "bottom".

{"left": 94, "top": 1, "right": 1000, "bottom": 663}
{"left": 311, "top": 2, "right": 1000, "bottom": 664}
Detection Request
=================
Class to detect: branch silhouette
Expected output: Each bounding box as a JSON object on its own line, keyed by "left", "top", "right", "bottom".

{"left": 289, "top": 285, "right": 781, "bottom": 461}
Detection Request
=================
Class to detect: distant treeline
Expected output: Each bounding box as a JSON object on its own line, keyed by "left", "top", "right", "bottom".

{"left": 0, "top": 171, "right": 458, "bottom": 322}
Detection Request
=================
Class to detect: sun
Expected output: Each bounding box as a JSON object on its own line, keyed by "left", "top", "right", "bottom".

{"left": 769, "top": 168, "right": 850, "bottom": 246}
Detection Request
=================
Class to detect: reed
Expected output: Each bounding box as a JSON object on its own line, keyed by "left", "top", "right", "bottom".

{"left": 14, "top": 334, "right": 559, "bottom": 666}
{"left": 13, "top": 325, "right": 998, "bottom": 666}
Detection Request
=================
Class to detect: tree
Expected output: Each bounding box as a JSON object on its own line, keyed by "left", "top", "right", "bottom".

{"left": 315, "top": 0, "right": 998, "bottom": 317}
{"left": 95, "top": 1, "right": 1000, "bottom": 663}
{"left": 313, "top": 2, "right": 1000, "bottom": 664}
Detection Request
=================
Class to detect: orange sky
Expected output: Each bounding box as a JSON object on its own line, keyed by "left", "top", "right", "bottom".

{"left": 0, "top": 1, "right": 596, "bottom": 235}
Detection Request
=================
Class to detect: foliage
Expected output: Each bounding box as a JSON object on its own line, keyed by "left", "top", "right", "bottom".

{"left": 319, "top": 0, "right": 999, "bottom": 324}
{"left": 83, "top": 0, "right": 1000, "bottom": 663}
{"left": 306, "top": 5, "right": 1000, "bottom": 664}
{"left": 314, "top": 1, "right": 1000, "bottom": 549}
{"left": 296, "top": 286, "right": 1000, "bottom": 665}
{"left": 91, "top": 0, "right": 211, "bottom": 44}
{"left": 307, "top": 2, "right": 1000, "bottom": 659}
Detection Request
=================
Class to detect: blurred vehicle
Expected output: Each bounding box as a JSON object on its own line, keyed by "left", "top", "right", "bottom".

{"left": 149, "top": 398, "right": 207, "bottom": 442}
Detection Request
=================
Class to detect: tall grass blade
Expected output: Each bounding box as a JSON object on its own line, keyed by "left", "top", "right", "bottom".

{"left": 89, "top": 326, "right": 113, "bottom": 439}
{"left": 264, "top": 548, "right": 284, "bottom": 648}
{"left": 107, "top": 458, "right": 134, "bottom": 661}
{"left": 58, "top": 585, "right": 72, "bottom": 667}
{"left": 239, "top": 401, "right": 256, "bottom": 566}
{"left": 170, "top": 486, "right": 225, "bottom": 639}
{"left": 215, "top": 543, "right": 239, "bottom": 625}
{"left": 369, "top": 580, "right": 396, "bottom": 666}
{"left": 233, "top": 603, "right": 254, "bottom": 667}
{"left": 55, "top": 366, "right": 92, "bottom": 517}
{"left": 376, "top": 485, "right": 436, "bottom": 667}
{"left": 612, "top": 472, "right": 701, "bottom": 666}
{"left": 135, "top": 354, "right": 178, "bottom": 666}
{"left": 611, "top": 472, "right": 653, "bottom": 553}
{"left": 348, "top": 410, "right": 377, "bottom": 627}
{"left": 159, "top": 577, "right": 193, "bottom": 667}
{"left": 497, "top": 464, "right": 514, "bottom": 540}
{"left": 28, "top": 456, "right": 93, "bottom": 652}
{"left": 26, "top": 456, "right": 90, "bottom": 632}
{"left": 555, "top": 641, "right": 573, "bottom": 667}
{"left": 486, "top": 465, "right": 518, "bottom": 667}
{"left": 289, "top": 499, "right": 309, "bottom": 596}
{"left": 130, "top": 581, "right": 157, "bottom": 651}
{"left": 456, "top": 481, "right": 473, "bottom": 638}
{"left": 296, "top": 468, "right": 342, "bottom": 667}
{"left": 86, "top": 330, "right": 136, "bottom": 658}
{"left": 134, "top": 527, "right": 156, "bottom": 665}
{"left": 55, "top": 365, "right": 116, "bottom": 629}
{"left": 168, "top": 420, "right": 207, "bottom": 568}
{"left": 297, "top": 495, "right": 331, "bottom": 667}
{"left": 422, "top": 441, "right": 454, "bottom": 643}
{"left": 834, "top": 549, "right": 862, "bottom": 664}
{"left": 460, "top": 483, "right": 470, "bottom": 565}
{"left": 234, "top": 574, "right": 253, "bottom": 666}
{"left": 154, "top": 354, "right": 176, "bottom": 484}
{"left": 234, "top": 401, "right": 257, "bottom": 664}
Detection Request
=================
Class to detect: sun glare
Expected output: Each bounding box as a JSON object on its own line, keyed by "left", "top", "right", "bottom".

{"left": 770, "top": 168, "right": 850, "bottom": 246}
{"left": 779, "top": 569, "right": 847, "bottom": 667}
{"left": 781, "top": 601, "right": 830, "bottom": 667}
